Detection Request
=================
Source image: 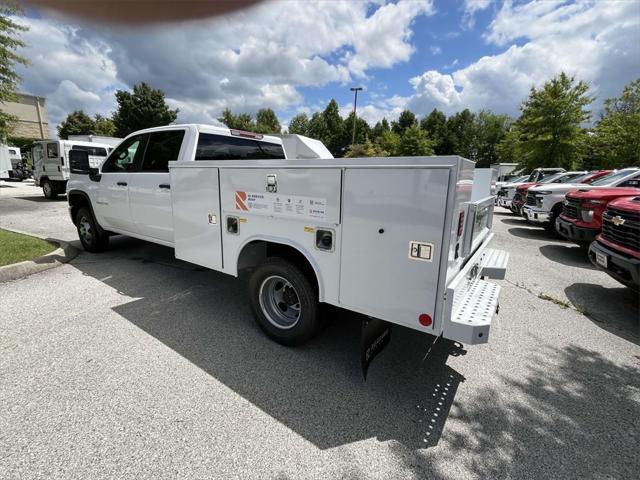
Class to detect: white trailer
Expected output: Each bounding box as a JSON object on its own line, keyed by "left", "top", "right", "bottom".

{"left": 67, "top": 124, "right": 508, "bottom": 375}
{"left": 0, "top": 144, "right": 12, "bottom": 180}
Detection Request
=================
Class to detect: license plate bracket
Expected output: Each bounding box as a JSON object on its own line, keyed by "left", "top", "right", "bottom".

{"left": 595, "top": 251, "right": 608, "bottom": 268}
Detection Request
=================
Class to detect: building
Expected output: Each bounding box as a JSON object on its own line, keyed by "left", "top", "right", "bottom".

{"left": 0, "top": 93, "right": 49, "bottom": 139}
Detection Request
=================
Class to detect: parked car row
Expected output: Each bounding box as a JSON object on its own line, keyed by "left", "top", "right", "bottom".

{"left": 499, "top": 167, "right": 640, "bottom": 290}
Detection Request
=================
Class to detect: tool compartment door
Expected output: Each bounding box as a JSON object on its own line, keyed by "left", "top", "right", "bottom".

{"left": 339, "top": 168, "right": 450, "bottom": 330}
{"left": 171, "top": 166, "right": 223, "bottom": 270}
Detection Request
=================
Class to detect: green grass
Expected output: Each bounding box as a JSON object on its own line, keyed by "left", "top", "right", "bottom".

{"left": 0, "top": 229, "right": 56, "bottom": 267}
{"left": 538, "top": 293, "right": 571, "bottom": 309}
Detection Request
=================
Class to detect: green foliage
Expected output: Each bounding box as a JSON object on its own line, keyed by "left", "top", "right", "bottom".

{"left": 371, "top": 118, "right": 390, "bottom": 139}
{"left": 473, "top": 111, "right": 512, "bottom": 167}
{"left": 0, "top": 3, "right": 28, "bottom": 140}
{"left": 113, "top": 82, "right": 178, "bottom": 137}
{"left": 378, "top": 130, "right": 401, "bottom": 156}
{"left": 399, "top": 125, "right": 434, "bottom": 156}
{"left": 57, "top": 110, "right": 95, "bottom": 139}
{"left": 255, "top": 108, "right": 281, "bottom": 134}
{"left": 345, "top": 138, "right": 388, "bottom": 158}
{"left": 496, "top": 128, "right": 523, "bottom": 164}
{"left": 420, "top": 109, "right": 448, "bottom": 154}
{"left": 341, "top": 111, "right": 371, "bottom": 147}
{"left": 516, "top": 72, "right": 593, "bottom": 170}
{"left": 0, "top": 229, "right": 55, "bottom": 267}
{"left": 443, "top": 109, "right": 476, "bottom": 158}
{"left": 589, "top": 79, "right": 640, "bottom": 168}
{"left": 392, "top": 110, "right": 417, "bottom": 135}
{"left": 287, "top": 113, "right": 309, "bottom": 135}
{"left": 93, "top": 114, "right": 116, "bottom": 136}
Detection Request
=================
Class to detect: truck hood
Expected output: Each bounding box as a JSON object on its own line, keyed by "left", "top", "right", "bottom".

{"left": 529, "top": 183, "right": 594, "bottom": 194}
{"left": 567, "top": 187, "right": 640, "bottom": 202}
{"left": 607, "top": 195, "right": 640, "bottom": 212}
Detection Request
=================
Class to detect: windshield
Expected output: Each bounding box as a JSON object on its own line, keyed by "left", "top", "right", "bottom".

{"left": 552, "top": 172, "right": 587, "bottom": 184}
{"left": 589, "top": 170, "right": 637, "bottom": 186}
{"left": 538, "top": 173, "right": 564, "bottom": 184}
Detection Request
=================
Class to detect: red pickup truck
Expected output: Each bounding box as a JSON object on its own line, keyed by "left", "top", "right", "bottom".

{"left": 555, "top": 187, "right": 640, "bottom": 244}
{"left": 588, "top": 195, "right": 640, "bottom": 290}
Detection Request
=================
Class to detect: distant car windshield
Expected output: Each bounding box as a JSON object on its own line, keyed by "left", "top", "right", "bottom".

{"left": 552, "top": 172, "right": 587, "bottom": 184}
{"left": 538, "top": 173, "right": 564, "bottom": 184}
{"left": 589, "top": 170, "right": 636, "bottom": 186}
{"left": 585, "top": 172, "right": 614, "bottom": 184}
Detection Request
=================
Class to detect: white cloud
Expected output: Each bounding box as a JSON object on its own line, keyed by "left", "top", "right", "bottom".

{"left": 430, "top": 45, "right": 442, "bottom": 55}
{"left": 14, "top": 0, "right": 433, "bottom": 134}
{"left": 462, "top": 0, "right": 493, "bottom": 28}
{"left": 404, "top": 0, "right": 640, "bottom": 118}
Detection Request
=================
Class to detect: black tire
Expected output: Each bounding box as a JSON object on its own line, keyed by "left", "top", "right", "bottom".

{"left": 75, "top": 207, "right": 109, "bottom": 252}
{"left": 545, "top": 205, "right": 563, "bottom": 233}
{"left": 42, "top": 179, "right": 57, "bottom": 199}
{"left": 248, "top": 257, "right": 321, "bottom": 346}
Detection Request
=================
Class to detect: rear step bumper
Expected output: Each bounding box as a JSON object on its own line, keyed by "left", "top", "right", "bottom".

{"left": 442, "top": 236, "right": 509, "bottom": 345}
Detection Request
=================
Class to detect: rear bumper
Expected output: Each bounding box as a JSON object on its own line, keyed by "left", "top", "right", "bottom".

{"left": 523, "top": 206, "right": 551, "bottom": 224}
{"left": 555, "top": 217, "right": 598, "bottom": 243}
{"left": 589, "top": 240, "right": 640, "bottom": 289}
{"left": 443, "top": 235, "right": 509, "bottom": 345}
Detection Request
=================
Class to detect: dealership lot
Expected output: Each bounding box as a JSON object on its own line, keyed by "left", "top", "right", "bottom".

{"left": 1, "top": 182, "right": 638, "bottom": 479}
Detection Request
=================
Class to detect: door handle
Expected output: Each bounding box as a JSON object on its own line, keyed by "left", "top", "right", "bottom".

{"left": 159, "top": 184, "right": 170, "bottom": 189}
{"left": 117, "top": 181, "right": 128, "bottom": 186}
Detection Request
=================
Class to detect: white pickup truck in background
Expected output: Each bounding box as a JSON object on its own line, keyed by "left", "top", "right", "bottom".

{"left": 66, "top": 124, "right": 508, "bottom": 375}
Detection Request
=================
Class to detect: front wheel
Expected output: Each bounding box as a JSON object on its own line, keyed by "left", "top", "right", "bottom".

{"left": 42, "top": 179, "right": 57, "bottom": 199}
{"left": 248, "top": 257, "right": 321, "bottom": 346}
{"left": 76, "top": 207, "right": 109, "bottom": 252}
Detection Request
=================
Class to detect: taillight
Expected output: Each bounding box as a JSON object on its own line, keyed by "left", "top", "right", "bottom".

{"left": 457, "top": 211, "right": 465, "bottom": 237}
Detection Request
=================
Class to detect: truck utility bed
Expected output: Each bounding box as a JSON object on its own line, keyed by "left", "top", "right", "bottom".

{"left": 170, "top": 155, "right": 507, "bottom": 344}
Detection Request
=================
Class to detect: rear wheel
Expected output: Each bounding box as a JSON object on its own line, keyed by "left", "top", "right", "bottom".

{"left": 76, "top": 207, "right": 109, "bottom": 252}
{"left": 42, "top": 179, "right": 57, "bottom": 199}
{"left": 248, "top": 257, "right": 321, "bottom": 346}
{"left": 546, "top": 205, "right": 563, "bottom": 233}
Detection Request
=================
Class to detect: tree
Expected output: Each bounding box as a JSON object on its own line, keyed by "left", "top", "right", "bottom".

{"left": 321, "top": 99, "right": 344, "bottom": 156}
{"left": 473, "top": 111, "right": 512, "bottom": 167}
{"left": 496, "top": 128, "right": 523, "bottom": 164}
{"left": 420, "top": 109, "right": 448, "bottom": 154}
{"left": 399, "top": 125, "right": 434, "bottom": 156}
{"left": 443, "top": 109, "right": 476, "bottom": 158}
{"left": 589, "top": 78, "right": 640, "bottom": 168}
{"left": 0, "top": 3, "right": 28, "bottom": 140}
{"left": 345, "top": 138, "right": 388, "bottom": 158}
{"left": 255, "top": 108, "right": 281, "bottom": 134}
{"left": 57, "top": 110, "right": 95, "bottom": 139}
{"left": 113, "top": 82, "right": 178, "bottom": 137}
{"left": 217, "top": 108, "right": 255, "bottom": 131}
{"left": 392, "top": 110, "right": 417, "bottom": 135}
{"left": 378, "top": 130, "right": 401, "bottom": 156}
{"left": 371, "top": 118, "right": 390, "bottom": 141}
{"left": 516, "top": 72, "right": 593, "bottom": 170}
{"left": 341, "top": 111, "right": 371, "bottom": 148}
{"left": 287, "top": 113, "right": 309, "bottom": 135}
{"left": 93, "top": 114, "right": 116, "bottom": 136}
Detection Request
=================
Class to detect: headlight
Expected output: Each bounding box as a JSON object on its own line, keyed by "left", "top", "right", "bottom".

{"left": 581, "top": 209, "right": 594, "bottom": 222}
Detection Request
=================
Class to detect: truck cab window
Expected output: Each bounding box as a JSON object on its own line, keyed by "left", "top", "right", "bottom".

{"left": 71, "top": 145, "right": 108, "bottom": 157}
{"left": 47, "top": 143, "right": 59, "bottom": 159}
{"left": 195, "top": 133, "right": 285, "bottom": 160}
{"left": 102, "top": 136, "right": 144, "bottom": 173}
{"left": 141, "top": 130, "right": 185, "bottom": 172}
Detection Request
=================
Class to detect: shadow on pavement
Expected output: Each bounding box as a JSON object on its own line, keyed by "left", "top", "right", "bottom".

{"left": 507, "top": 227, "right": 565, "bottom": 242}
{"left": 565, "top": 283, "right": 639, "bottom": 345}
{"left": 69, "top": 236, "right": 466, "bottom": 450}
{"left": 16, "top": 195, "right": 66, "bottom": 202}
{"left": 388, "top": 343, "right": 640, "bottom": 479}
{"left": 539, "top": 244, "right": 594, "bottom": 269}
{"left": 499, "top": 217, "right": 527, "bottom": 226}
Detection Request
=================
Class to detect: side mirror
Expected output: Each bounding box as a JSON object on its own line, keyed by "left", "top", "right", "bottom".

{"left": 69, "top": 150, "right": 90, "bottom": 174}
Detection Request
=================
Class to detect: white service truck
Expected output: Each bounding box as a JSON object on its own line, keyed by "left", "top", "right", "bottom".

{"left": 32, "top": 139, "right": 114, "bottom": 198}
{"left": 67, "top": 124, "right": 508, "bottom": 375}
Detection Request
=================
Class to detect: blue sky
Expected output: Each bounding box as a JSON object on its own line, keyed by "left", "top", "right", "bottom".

{"left": 14, "top": 1, "right": 640, "bottom": 135}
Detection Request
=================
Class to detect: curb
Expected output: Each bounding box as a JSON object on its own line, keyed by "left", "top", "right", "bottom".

{"left": 0, "top": 229, "right": 79, "bottom": 283}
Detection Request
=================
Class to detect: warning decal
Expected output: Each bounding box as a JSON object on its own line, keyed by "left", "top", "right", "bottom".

{"left": 234, "top": 191, "right": 327, "bottom": 219}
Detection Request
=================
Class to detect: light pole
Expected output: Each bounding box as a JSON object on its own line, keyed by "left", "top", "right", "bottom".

{"left": 350, "top": 87, "right": 363, "bottom": 146}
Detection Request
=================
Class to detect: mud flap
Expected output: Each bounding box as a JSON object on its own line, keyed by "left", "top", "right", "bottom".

{"left": 360, "top": 318, "right": 391, "bottom": 380}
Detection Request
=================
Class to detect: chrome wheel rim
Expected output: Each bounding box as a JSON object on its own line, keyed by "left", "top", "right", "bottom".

{"left": 78, "top": 215, "right": 93, "bottom": 244}
{"left": 43, "top": 182, "right": 51, "bottom": 196}
{"left": 258, "top": 275, "right": 301, "bottom": 329}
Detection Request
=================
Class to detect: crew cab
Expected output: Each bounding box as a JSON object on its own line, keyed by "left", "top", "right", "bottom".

{"left": 555, "top": 168, "right": 640, "bottom": 244}
{"left": 510, "top": 171, "right": 587, "bottom": 216}
{"left": 32, "top": 139, "right": 114, "bottom": 198}
{"left": 522, "top": 170, "right": 614, "bottom": 230}
{"left": 66, "top": 124, "right": 508, "bottom": 373}
{"left": 588, "top": 196, "right": 640, "bottom": 290}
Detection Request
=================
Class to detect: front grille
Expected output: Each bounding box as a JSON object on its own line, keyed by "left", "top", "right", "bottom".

{"left": 601, "top": 207, "right": 640, "bottom": 251}
{"left": 526, "top": 192, "right": 537, "bottom": 206}
{"left": 562, "top": 198, "right": 580, "bottom": 219}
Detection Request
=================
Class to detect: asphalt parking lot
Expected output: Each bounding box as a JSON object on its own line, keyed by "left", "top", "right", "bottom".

{"left": 1, "top": 180, "right": 639, "bottom": 480}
